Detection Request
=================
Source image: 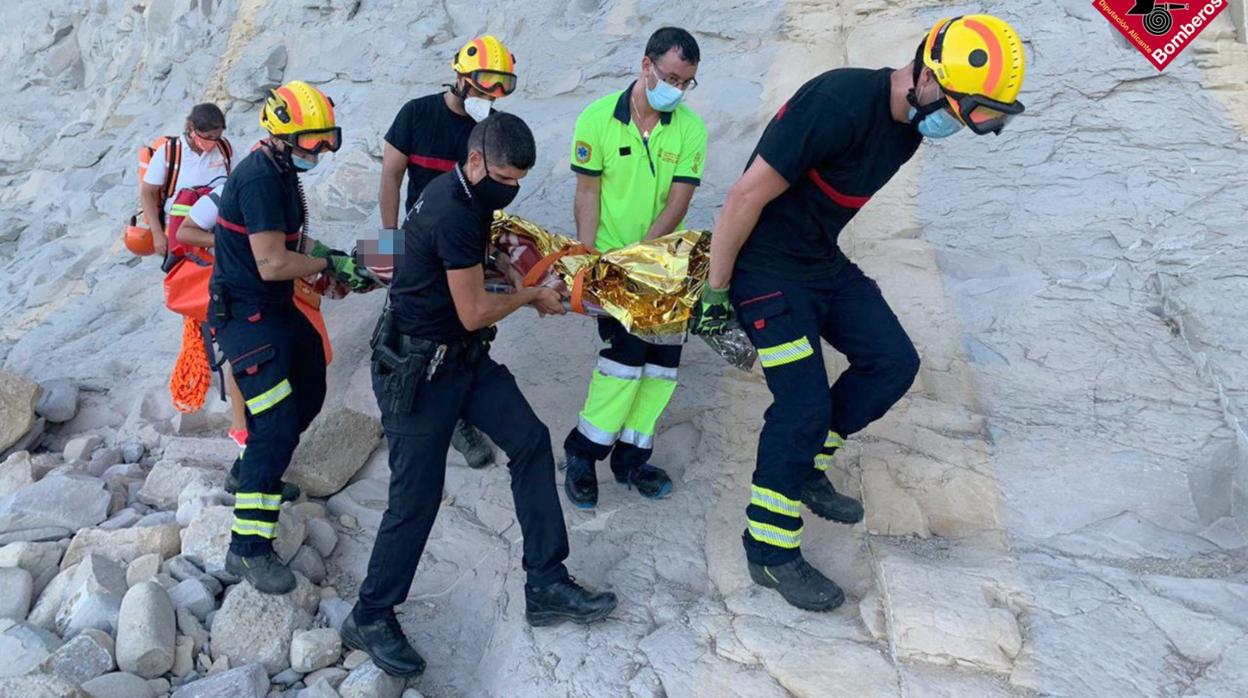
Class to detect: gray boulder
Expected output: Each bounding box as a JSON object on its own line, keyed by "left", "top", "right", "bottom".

{"left": 287, "top": 408, "right": 382, "bottom": 497}
{"left": 181, "top": 505, "right": 306, "bottom": 577}
{"left": 168, "top": 577, "right": 215, "bottom": 622}
{"left": 0, "top": 541, "right": 64, "bottom": 597}
{"left": 0, "top": 474, "right": 111, "bottom": 535}
{"left": 0, "top": 619, "right": 63, "bottom": 677}
{"left": 63, "top": 435, "right": 103, "bottom": 463}
{"left": 210, "top": 573, "right": 317, "bottom": 675}
{"left": 0, "top": 451, "right": 36, "bottom": 499}
{"left": 125, "top": 553, "right": 162, "bottom": 587}
{"left": 26, "top": 564, "right": 76, "bottom": 631}
{"left": 289, "top": 545, "right": 326, "bottom": 585}
{"left": 81, "top": 671, "right": 158, "bottom": 698}
{"left": 116, "top": 581, "right": 176, "bottom": 678}
{"left": 170, "top": 663, "right": 268, "bottom": 698}
{"left": 304, "top": 517, "right": 338, "bottom": 558}
{"left": 0, "top": 566, "right": 33, "bottom": 620}
{"left": 0, "top": 674, "right": 90, "bottom": 697}
{"left": 61, "top": 523, "right": 181, "bottom": 569}
{"left": 338, "top": 660, "right": 406, "bottom": 698}
{"left": 55, "top": 553, "right": 127, "bottom": 638}
{"left": 138, "top": 461, "right": 226, "bottom": 511}
{"left": 290, "top": 627, "right": 342, "bottom": 673}
{"left": 35, "top": 379, "right": 78, "bottom": 424}
{"left": 38, "top": 627, "right": 115, "bottom": 684}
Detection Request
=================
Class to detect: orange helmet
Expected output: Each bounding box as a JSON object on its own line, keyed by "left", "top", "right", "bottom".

{"left": 124, "top": 219, "right": 155, "bottom": 256}
{"left": 452, "top": 36, "right": 518, "bottom": 98}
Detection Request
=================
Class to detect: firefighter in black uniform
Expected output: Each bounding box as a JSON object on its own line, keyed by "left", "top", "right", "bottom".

{"left": 211, "top": 80, "right": 372, "bottom": 594}
{"left": 342, "top": 112, "right": 618, "bottom": 678}
{"left": 694, "top": 16, "right": 1027, "bottom": 611}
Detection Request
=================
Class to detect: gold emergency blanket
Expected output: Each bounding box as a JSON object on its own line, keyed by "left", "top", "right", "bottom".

{"left": 491, "top": 213, "right": 709, "bottom": 342}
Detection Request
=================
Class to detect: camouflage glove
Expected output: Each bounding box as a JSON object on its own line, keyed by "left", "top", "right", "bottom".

{"left": 692, "top": 285, "right": 732, "bottom": 335}
{"left": 326, "top": 253, "right": 373, "bottom": 293}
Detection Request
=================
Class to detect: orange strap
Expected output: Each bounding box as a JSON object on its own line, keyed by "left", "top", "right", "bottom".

{"left": 570, "top": 267, "right": 590, "bottom": 315}
{"left": 169, "top": 316, "right": 212, "bottom": 413}
{"left": 521, "top": 244, "right": 588, "bottom": 288}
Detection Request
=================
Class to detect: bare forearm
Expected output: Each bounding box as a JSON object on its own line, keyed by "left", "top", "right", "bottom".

{"left": 177, "top": 222, "right": 215, "bottom": 248}
{"left": 644, "top": 202, "right": 689, "bottom": 241}
{"left": 460, "top": 288, "right": 538, "bottom": 330}
{"left": 379, "top": 174, "right": 403, "bottom": 229}
{"left": 140, "top": 192, "right": 164, "bottom": 236}
{"left": 258, "top": 250, "right": 329, "bottom": 281}
{"left": 574, "top": 189, "right": 600, "bottom": 250}
{"left": 708, "top": 195, "right": 762, "bottom": 288}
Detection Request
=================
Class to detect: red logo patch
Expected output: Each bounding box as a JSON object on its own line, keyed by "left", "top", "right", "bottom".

{"left": 1092, "top": 0, "right": 1229, "bottom": 71}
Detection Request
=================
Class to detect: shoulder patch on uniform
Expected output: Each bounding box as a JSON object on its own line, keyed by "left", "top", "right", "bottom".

{"left": 575, "top": 141, "right": 593, "bottom": 164}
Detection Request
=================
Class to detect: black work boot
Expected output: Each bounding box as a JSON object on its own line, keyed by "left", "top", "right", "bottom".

{"left": 224, "top": 460, "right": 302, "bottom": 503}
{"left": 341, "top": 605, "right": 427, "bottom": 678}
{"left": 563, "top": 453, "right": 598, "bottom": 509}
{"left": 748, "top": 556, "right": 845, "bottom": 612}
{"left": 525, "top": 577, "right": 618, "bottom": 627}
{"left": 225, "top": 550, "right": 296, "bottom": 595}
{"left": 614, "top": 463, "right": 673, "bottom": 500}
{"left": 800, "top": 473, "right": 864, "bottom": 524}
{"left": 451, "top": 419, "right": 496, "bottom": 470}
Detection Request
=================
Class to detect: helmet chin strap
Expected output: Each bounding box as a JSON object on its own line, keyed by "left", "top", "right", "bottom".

{"left": 907, "top": 41, "right": 945, "bottom": 125}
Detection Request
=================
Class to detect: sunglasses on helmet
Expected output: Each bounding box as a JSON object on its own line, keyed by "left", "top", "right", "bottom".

{"left": 281, "top": 127, "right": 343, "bottom": 154}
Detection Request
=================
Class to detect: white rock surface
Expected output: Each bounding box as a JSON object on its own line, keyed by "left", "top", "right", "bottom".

{"left": 0, "top": 566, "right": 33, "bottom": 620}
{"left": 287, "top": 409, "right": 383, "bottom": 498}
{"left": 63, "top": 435, "right": 103, "bottom": 463}
{"left": 38, "top": 627, "right": 115, "bottom": 685}
{"left": 290, "top": 627, "right": 343, "bottom": 673}
{"left": 337, "top": 661, "right": 405, "bottom": 698}
{"left": 116, "top": 581, "right": 176, "bottom": 678}
{"left": 138, "top": 461, "right": 226, "bottom": 511}
{"left": 126, "top": 553, "right": 162, "bottom": 587}
{"left": 26, "top": 564, "right": 76, "bottom": 632}
{"left": 304, "top": 667, "right": 349, "bottom": 691}
{"left": 0, "top": 674, "right": 91, "bottom": 698}
{"left": 80, "top": 672, "right": 158, "bottom": 698}
{"left": 62, "top": 523, "right": 181, "bottom": 569}
{"left": 0, "top": 618, "right": 63, "bottom": 677}
{"left": 168, "top": 577, "right": 215, "bottom": 622}
{"left": 0, "top": 474, "right": 111, "bottom": 534}
{"left": 0, "top": 451, "right": 36, "bottom": 499}
{"left": 35, "top": 379, "right": 79, "bottom": 425}
{"left": 210, "top": 573, "right": 317, "bottom": 675}
{"left": 55, "top": 553, "right": 127, "bottom": 638}
{"left": 170, "top": 663, "right": 269, "bottom": 698}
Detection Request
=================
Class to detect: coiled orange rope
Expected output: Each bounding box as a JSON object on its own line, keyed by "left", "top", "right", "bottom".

{"left": 170, "top": 316, "right": 211, "bottom": 413}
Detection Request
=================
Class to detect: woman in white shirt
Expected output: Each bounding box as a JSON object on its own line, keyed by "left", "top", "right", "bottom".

{"left": 140, "top": 103, "right": 231, "bottom": 258}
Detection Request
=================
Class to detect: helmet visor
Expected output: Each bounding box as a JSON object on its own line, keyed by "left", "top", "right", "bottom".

{"left": 291, "top": 127, "right": 343, "bottom": 154}
{"left": 468, "top": 70, "right": 517, "bottom": 97}
{"left": 947, "top": 92, "right": 1024, "bottom": 135}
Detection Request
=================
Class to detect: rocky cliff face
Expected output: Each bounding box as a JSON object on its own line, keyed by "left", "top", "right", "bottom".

{"left": 1, "top": 1, "right": 1246, "bottom": 697}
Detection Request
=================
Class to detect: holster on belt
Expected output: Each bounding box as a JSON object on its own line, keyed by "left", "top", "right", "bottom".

{"left": 369, "top": 305, "right": 429, "bottom": 415}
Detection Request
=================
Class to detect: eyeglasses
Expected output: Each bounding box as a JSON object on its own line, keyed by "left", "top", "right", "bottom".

{"left": 283, "top": 127, "right": 343, "bottom": 154}
{"left": 650, "top": 63, "right": 697, "bottom": 91}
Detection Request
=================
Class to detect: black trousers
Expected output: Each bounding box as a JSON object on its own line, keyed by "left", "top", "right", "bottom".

{"left": 214, "top": 303, "right": 326, "bottom": 557}
{"left": 732, "top": 264, "right": 919, "bottom": 565}
{"left": 358, "top": 353, "right": 570, "bottom": 612}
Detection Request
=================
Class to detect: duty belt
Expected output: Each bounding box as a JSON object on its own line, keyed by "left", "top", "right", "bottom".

{"left": 396, "top": 327, "right": 495, "bottom": 377}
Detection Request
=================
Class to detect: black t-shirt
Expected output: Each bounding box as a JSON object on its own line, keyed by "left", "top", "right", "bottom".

{"left": 389, "top": 166, "right": 491, "bottom": 341}
{"left": 212, "top": 149, "right": 305, "bottom": 305}
{"left": 737, "top": 68, "right": 922, "bottom": 280}
{"left": 384, "top": 93, "right": 478, "bottom": 216}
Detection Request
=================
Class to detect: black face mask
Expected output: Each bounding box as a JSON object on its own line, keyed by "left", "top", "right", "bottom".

{"left": 471, "top": 119, "right": 520, "bottom": 210}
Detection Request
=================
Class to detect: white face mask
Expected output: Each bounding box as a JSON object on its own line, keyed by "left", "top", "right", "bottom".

{"left": 464, "top": 96, "right": 493, "bottom": 122}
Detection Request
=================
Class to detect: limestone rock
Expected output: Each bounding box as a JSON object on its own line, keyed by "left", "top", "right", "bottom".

{"left": 165, "top": 555, "right": 207, "bottom": 582}
{"left": 172, "top": 635, "right": 193, "bottom": 677}
{"left": 304, "top": 667, "right": 348, "bottom": 690}
{"left": 55, "top": 553, "right": 127, "bottom": 638}
{"left": 62, "top": 523, "right": 181, "bottom": 570}
{"left": 27, "top": 564, "right": 76, "bottom": 631}
{"left": 126, "top": 553, "right": 162, "bottom": 587}
{"left": 290, "top": 627, "right": 342, "bottom": 673}
{"left": 0, "top": 474, "right": 111, "bottom": 534}
{"left": 341, "top": 650, "right": 368, "bottom": 670}
{"left": 0, "top": 566, "right": 33, "bottom": 620}
{"left": 35, "top": 379, "right": 79, "bottom": 424}
{"left": 168, "top": 578, "right": 215, "bottom": 622}
{"left": 63, "top": 435, "right": 103, "bottom": 463}
{"left": 0, "top": 371, "right": 40, "bottom": 454}
{"left": 304, "top": 517, "right": 338, "bottom": 558}
{"left": 121, "top": 443, "right": 145, "bottom": 465}
{"left": 38, "top": 627, "right": 115, "bottom": 684}
{"left": 181, "top": 505, "right": 306, "bottom": 576}
{"left": 0, "top": 451, "right": 36, "bottom": 499}
{"left": 210, "top": 573, "right": 317, "bottom": 675}
{"left": 287, "top": 409, "right": 382, "bottom": 497}
{"left": 116, "top": 581, "right": 176, "bottom": 678}
{"left": 81, "top": 671, "right": 158, "bottom": 698}
{"left": 338, "top": 660, "right": 405, "bottom": 698}
{"left": 289, "top": 545, "right": 326, "bottom": 585}
{"left": 138, "top": 461, "right": 226, "bottom": 511}
{"left": 87, "top": 447, "right": 123, "bottom": 478}
{"left": 299, "top": 680, "right": 344, "bottom": 698}
{"left": 326, "top": 478, "right": 387, "bottom": 532}
{"left": 318, "top": 597, "right": 352, "bottom": 633}
{"left": 176, "top": 607, "right": 208, "bottom": 656}
{"left": 0, "top": 541, "right": 64, "bottom": 597}
{"left": 0, "top": 618, "right": 63, "bottom": 677}
{"left": 169, "top": 663, "right": 268, "bottom": 698}
{"left": 0, "top": 674, "right": 90, "bottom": 698}
{"left": 272, "top": 667, "right": 303, "bottom": 685}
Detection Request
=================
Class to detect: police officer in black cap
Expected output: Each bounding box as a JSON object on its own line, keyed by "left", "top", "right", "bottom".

{"left": 342, "top": 112, "right": 618, "bottom": 678}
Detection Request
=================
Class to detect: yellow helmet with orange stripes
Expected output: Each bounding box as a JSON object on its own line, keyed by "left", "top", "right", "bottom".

{"left": 451, "top": 35, "right": 518, "bottom": 98}
{"left": 919, "top": 15, "right": 1026, "bottom": 135}
{"left": 260, "top": 80, "right": 342, "bottom": 153}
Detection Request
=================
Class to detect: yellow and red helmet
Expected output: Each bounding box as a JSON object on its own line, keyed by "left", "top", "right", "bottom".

{"left": 260, "top": 80, "right": 342, "bottom": 153}
{"left": 920, "top": 15, "right": 1026, "bottom": 135}
{"left": 452, "top": 35, "right": 518, "bottom": 98}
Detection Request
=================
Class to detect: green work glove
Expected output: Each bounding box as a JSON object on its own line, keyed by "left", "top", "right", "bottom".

{"left": 306, "top": 240, "right": 341, "bottom": 259}
{"left": 327, "top": 253, "right": 373, "bottom": 293}
{"left": 692, "top": 285, "right": 732, "bottom": 335}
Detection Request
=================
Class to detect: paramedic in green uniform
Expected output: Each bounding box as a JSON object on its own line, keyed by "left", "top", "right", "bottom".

{"left": 562, "top": 27, "right": 708, "bottom": 509}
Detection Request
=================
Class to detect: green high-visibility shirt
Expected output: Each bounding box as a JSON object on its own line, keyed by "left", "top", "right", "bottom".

{"left": 569, "top": 82, "right": 708, "bottom": 252}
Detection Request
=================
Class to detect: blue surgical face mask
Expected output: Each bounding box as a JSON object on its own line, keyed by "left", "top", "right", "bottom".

{"left": 645, "top": 68, "right": 685, "bottom": 112}
{"left": 291, "top": 151, "right": 319, "bottom": 172}
{"left": 908, "top": 106, "right": 964, "bottom": 139}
